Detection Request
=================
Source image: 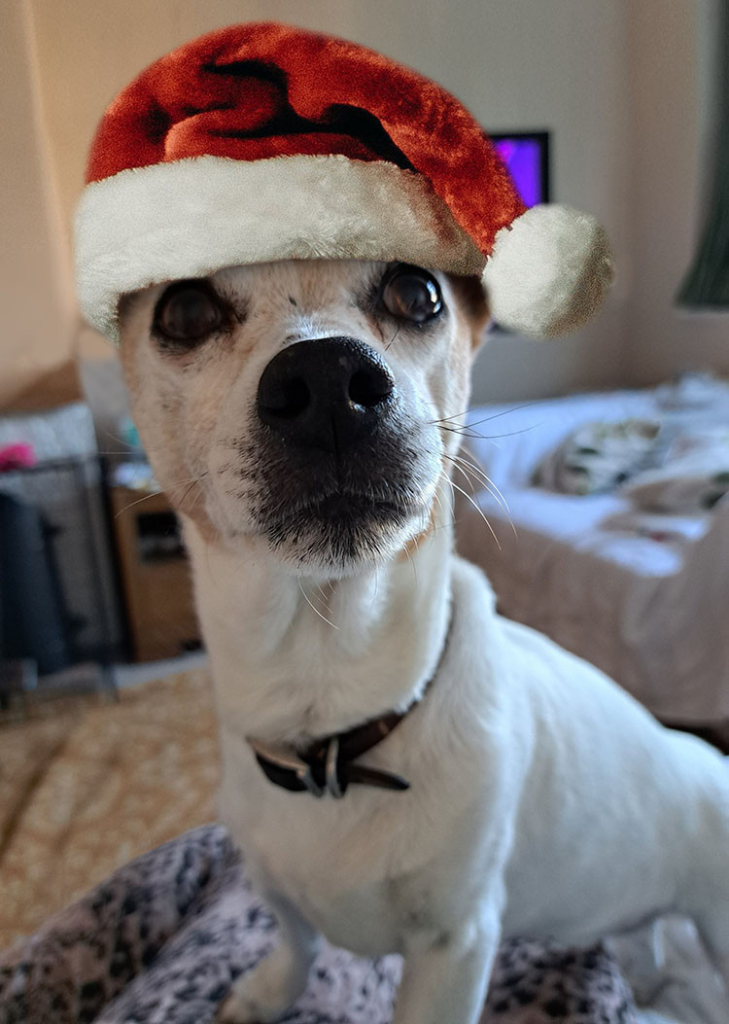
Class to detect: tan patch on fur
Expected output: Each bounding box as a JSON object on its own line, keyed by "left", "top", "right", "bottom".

{"left": 118, "top": 302, "right": 220, "bottom": 543}
{"left": 448, "top": 275, "right": 490, "bottom": 351}
{"left": 397, "top": 511, "right": 437, "bottom": 563}
{"left": 396, "top": 278, "right": 486, "bottom": 564}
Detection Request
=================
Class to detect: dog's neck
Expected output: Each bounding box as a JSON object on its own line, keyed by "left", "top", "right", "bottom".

{"left": 184, "top": 484, "right": 454, "bottom": 745}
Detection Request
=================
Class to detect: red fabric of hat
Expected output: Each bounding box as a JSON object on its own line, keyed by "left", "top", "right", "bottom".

{"left": 75, "top": 22, "right": 613, "bottom": 341}
{"left": 87, "top": 22, "right": 523, "bottom": 257}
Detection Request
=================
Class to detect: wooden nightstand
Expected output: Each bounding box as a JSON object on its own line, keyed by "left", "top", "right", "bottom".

{"left": 109, "top": 486, "right": 200, "bottom": 662}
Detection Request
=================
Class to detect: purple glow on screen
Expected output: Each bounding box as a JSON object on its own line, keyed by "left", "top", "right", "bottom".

{"left": 493, "top": 138, "right": 543, "bottom": 208}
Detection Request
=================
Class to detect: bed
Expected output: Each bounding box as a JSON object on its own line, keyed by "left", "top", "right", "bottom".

{"left": 455, "top": 378, "right": 729, "bottom": 725}
{"left": 1, "top": 670, "right": 726, "bottom": 1022}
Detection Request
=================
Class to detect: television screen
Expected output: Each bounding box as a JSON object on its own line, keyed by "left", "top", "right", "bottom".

{"left": 490, "top": 132, "right": 550, "bottom": 208}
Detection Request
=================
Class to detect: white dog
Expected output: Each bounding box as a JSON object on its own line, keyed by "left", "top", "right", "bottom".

{"left": 118, "top": 259, "right": 729, "bottom": 1024}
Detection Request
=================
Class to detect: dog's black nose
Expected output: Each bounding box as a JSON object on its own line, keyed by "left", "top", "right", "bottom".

{"left": 257, "top": 338, "right": 396, "bottom": 453}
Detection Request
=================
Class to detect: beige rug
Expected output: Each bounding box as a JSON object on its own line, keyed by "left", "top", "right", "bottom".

{"left": 0, "top": 670, "right": 219, "bottom": 949}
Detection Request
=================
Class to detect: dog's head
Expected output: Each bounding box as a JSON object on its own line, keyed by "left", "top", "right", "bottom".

{"left": 80, "top": 27, "right": 612, "bottom": 581}
{"left": 118, "top": 260, "right": 488, "bottom": 576}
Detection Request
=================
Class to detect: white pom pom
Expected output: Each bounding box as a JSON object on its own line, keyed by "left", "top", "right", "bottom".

{"left": 482, "top": 204, "right": 614, "bottom": 339}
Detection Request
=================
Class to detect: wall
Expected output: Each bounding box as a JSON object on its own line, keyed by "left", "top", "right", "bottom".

{"left": 624, "top": 0, "right": 729, "bottom": 386}
{"left": 0, "top": 0, "right": 78, "bottom": 411}
{"left": 27, "top": 0, "right": 632, "bottom": 402}
{"left": 18, "top": 0, "right": 727, "bottom": 403}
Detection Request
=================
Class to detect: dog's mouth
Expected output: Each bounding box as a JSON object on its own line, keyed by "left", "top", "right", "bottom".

{"left": 260, "top": 486, "right": 425, "bottom": 569}
{"left": 228, "top": 407, "right": 440, "bottom": 571}
{"left": 295, "top": 491, "right": 415, "bottom": 521}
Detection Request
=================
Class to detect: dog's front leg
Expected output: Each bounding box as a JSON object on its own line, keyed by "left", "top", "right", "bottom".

{"left": 217, "top": 891, "right": 320, "bottom": 1023}
{"left": 393, "top": 905, "right": 502, "bottom": 1024}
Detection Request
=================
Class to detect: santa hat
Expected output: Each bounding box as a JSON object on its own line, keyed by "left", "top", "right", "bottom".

{"left": 74, "top": 22, "right": 613, "bottom": 342}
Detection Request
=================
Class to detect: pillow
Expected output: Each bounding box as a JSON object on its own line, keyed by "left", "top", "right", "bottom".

{"left": 625, "top": 427, "right": 729, "bottom": 513}
{"left": 535, "top": 419, "right": 663, "bottom": 496}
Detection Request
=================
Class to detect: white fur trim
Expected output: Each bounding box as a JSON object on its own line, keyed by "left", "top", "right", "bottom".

{"left": 74, "top": 154, "right": 484, "bottom": 341}
{"left": 482, "top": 204, "right": 614, "bottom": 338}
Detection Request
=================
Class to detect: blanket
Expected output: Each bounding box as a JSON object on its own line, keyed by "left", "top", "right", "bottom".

{"left": 0, "top": 825, "right": 637, "bottom": 1024}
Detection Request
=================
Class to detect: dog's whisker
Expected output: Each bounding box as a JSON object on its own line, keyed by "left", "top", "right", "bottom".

{"left": 101, "top": 427, "right": 145, "bottom": 452}
{"left": 443, "top": 454, "right": 518, "bottom": 541}
{"left": 446, "top": 478, "right": 501, "bottom": 551}
{"left": 464, "top": 472, "right": 513, "bottom": 530}
{"left": 113, "top": 472, "right": 209, "bottom": 519}
{"left": 443, "top": 453, "right": 514, "bottom": 522}
{"left": 445, "top": 459, "right": 490, "bottom": 507}
{"left": 113, "top": 491, "right": 165, "bottom": 518}
{"left": 298, "top": 580, "right": 340, "bottom": 630}
{"left": 443, "top": 454, "right": 483, "bottom": 492}
{"left": 371, "top": 566, "right": 381, "bottom": 604}
{"left": 453, "top": 457, "right": 515, "bottom": 528}
{"left": 437, "top": 422, "right": 543, "bottom": 444}
{"left": 429, "top": 401, "right": 540, "bottom": 429}
{"left": 175, "top": 477, "right": 204, "bottom": 509}
{"left": 314, "top": 581, "right": 337, "bottom": 622}
{"left": 431, "top": 485, "right": 448, "bottom": 525}
{"left": 427, "top": 474, "right": 471, "bottom": 538}
{"left": 402, "top": 541, "right": 418, "bottom": 585}
{"left": 384, "top": 322, "right": 402, "bottom": 352}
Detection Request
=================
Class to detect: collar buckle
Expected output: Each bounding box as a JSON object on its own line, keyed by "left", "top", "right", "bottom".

{"left": 247, "top": 602, "right": 453, "bottom": 799}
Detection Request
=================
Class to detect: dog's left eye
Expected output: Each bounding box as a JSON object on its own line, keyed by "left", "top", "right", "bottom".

{"left": 381, "top": 265, "right": 443, "bottom": 323}
{"left": 153, "top": 281, "right": 225, "bottom": 345}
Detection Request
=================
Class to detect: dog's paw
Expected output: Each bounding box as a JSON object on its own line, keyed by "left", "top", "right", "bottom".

{"left": 216, "top": 949, "right": 300, "bottom": 1023}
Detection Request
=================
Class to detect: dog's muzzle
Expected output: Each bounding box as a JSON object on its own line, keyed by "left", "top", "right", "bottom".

{"left": 256, "top": 337, "right": 396, "bottom": 453}
{"left": 248, "top": 336, "right": 426, "bottom": 565}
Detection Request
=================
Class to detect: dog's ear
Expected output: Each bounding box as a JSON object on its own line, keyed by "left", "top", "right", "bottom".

{"left": 448, "top": 275, "right": 490, "bottom": 352}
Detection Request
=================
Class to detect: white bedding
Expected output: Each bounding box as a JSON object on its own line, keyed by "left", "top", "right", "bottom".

{"left": 456, "top": 384, "right": 729, "bottom": 723}
{"left": 613, "top": 915, "right": 727, "bottom": 1024}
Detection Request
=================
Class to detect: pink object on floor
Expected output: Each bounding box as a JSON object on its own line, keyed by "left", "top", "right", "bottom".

{"left": 0, "top": 442, "right": 36, "bottom": 472}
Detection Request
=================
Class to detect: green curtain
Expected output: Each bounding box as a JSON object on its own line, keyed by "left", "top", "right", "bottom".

{"left": 676, "top": 2, "right": 729, "bottom": 309}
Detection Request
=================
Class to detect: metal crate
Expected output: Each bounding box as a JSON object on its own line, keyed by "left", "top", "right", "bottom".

{"left": 0, "top": 455, "right": 124, "bottom": 681}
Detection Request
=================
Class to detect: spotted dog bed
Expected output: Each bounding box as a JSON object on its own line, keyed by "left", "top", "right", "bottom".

{"left": 0, "top": 825, "right": 636, "bottom": 1024}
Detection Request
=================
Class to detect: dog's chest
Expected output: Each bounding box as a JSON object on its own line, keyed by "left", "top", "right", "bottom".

{"left": 252, "top": 826, "right": 469, "bottom": 957}
{"left": 273, "top": 866, "right": 446, "bottom": 957}
{"left": 219, "top": 727, "right": 496, "bottom": 957}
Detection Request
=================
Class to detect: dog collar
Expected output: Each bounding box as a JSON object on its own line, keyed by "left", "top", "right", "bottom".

{"left": 247, "top": 607, "right": 453, "bottom": 799}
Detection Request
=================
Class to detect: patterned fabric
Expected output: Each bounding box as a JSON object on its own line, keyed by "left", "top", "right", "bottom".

{"left": 0, "top": 825, "right": 637, "bottom": 1024}
{"left": 535, "top": 419, "right": 663, "bottom": 496}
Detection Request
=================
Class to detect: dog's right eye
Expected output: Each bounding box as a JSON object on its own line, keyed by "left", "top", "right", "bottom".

{"left": 153, "top": 281, "right": 225, "bottom": 346}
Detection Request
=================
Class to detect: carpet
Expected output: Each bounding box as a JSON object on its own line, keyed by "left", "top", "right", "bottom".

{"left": 0, "top": 671, "right": 218, "bottom": 949}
